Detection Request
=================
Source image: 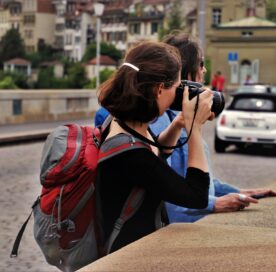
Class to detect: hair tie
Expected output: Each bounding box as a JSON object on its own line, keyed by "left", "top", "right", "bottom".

{"left": 121, "top": 62, "right": 139, "bottom": 72}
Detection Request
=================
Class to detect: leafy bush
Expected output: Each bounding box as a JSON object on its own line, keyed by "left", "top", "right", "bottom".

{"left": 85, "top": 68, "right": 115, "bottom": 89}
{"left": 204, "top": 58, "right": 211, "bottom": 85}
{"left": 82, "top": 42, "right": 122, "bottom": 62}
{"left": 67, "top": 63, "right": 89, "bottom": 89}
{"left": 0, "top": 76, "right": 17, "bottom": 89}
{"left": 0, "top": 71, "right": 28, "bottom": 88}
{"left": 36, "top": 67, "right": 54, "bottom": 89}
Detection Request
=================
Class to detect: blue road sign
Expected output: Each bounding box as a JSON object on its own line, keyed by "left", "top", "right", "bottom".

{"left": 228, "top": 52, "right": 238, "bottom": 62}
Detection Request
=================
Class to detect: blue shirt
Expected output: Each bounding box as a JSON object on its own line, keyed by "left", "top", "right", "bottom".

{"left": 150, "top": 110, "right": 240, "bottom": 223}
{"left": 94, "top": 108, "right": 240, "bottom": 223}
{"left": 95, "top": 107, "right": 109, "bottom": 127}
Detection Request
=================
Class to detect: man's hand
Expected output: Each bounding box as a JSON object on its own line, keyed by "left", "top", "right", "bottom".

{"left": 214, "top": 193, "right": 258, "bottom": 213}
{"left": 240, "top": 188, "right": 276, "bottom": 198}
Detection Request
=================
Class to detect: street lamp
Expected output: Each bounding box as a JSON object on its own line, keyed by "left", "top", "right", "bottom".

{"left": 94, "top": 2, "right": 104, "bottom": 89}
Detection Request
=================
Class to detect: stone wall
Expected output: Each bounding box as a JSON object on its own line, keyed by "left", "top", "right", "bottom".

{"left": 0, "top": 89, "right": 99, "bottom": 125}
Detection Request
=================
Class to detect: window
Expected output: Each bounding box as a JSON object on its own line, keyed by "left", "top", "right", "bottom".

{"left": 56, "top": 24, "right": 64, "bottom": 31}
{"left": 13, "top": 100, "right": 22, "bottom": 115}
{"left": 212, "top": 8, "right": 221, "bottom": 26}
{"left": 55, "top": 36, "right": 64, "bottom": 48}
{"left": 129, "top": 23, "right": 140, "bottom": 34}
{"left": 65, "top": 34, "right": 72, "bottom": 45}
{"left": 151, "top": 22, "right": 158, "bottom": 34}
{"left": 24, "top": 29, "right": 33, "bottom": 39}
{"left": 23, "top": 15, "right": 35, "bottom": 25}
{"left": 233, "top": 98, "right": 274, "bottom": 112}
{"left": 26, "top": 46, "right": 34, "bottom": 53}
{"left": 242, "top": 31, "right": 253, "bottom": 37}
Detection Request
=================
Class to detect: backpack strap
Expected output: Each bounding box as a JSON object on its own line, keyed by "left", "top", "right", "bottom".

{"left": 10, "top": 198, "right": 40, "bottom": 257}
{"left": 98, "top": 134, "right": 150, "bottom": 162}
{"left": 98, "top": 134, "right": 150, "bottom": 254}
{"left": 105, "top": 188, "right": 145, "bottom": 254}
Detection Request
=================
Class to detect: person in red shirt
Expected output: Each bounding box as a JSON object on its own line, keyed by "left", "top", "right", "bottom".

{"left": 216, "top": 71, "right": 225, "bottom": 92}
{"left": 211, "top": 73, "right": 218, "bottom": 91}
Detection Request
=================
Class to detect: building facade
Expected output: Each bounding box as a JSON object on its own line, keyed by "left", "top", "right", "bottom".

{"left": 52, "top": 0, "right": 95, "bottom": 61}
{"left": 21, "top": 0, "right": 55, "bottom": 53}
{"left": 101, "top": 0, "right": 132, "bottom": 55}
{"left": 201, "top": 0, "right": 276, "bottom": 86}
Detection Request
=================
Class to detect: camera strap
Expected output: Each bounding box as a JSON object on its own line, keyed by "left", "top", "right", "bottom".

{"left": 115, "top": 94, "right": 199, "bottom": 150}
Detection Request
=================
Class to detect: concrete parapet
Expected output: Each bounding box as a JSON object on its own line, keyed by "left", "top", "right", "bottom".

{"left": 0, "top": 89, "right": 99, "bottom": 125}
{"left": 79, "top": 184, "right": 276, "bottom": 272}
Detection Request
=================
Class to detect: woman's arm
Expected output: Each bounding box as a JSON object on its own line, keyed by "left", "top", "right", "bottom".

{"left": 157, "top": 112, "right": 184, "bottom": 153}
{"left": 182, "top": 87, "right": 212, "bottom": 173}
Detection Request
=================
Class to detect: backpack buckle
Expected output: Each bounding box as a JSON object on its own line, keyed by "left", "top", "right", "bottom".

{"left": 58, "top": 219, "right": 76, "bottom": 232}
{"left": 114, "top": 218, "right": 124, "bottom": 231}
{"left": 130, "top": 135, "right": 136, "bottom": 146}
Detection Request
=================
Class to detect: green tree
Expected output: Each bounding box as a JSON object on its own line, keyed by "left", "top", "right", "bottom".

{"left": 0, "top": 71, "right": 28, "bottom": 89}
{"left": 36, "top": 67, "right": 70, "bottom": 89}
{"left": 204, "top": 58, "right": 211, "bottom": 85}
{"left": 27, "top": 40, "right": 60, "bottom": 68}
{"left": 82, "top": 42, "right": 122, "bottom": 62}
{"left": 85, "top": 68, "right": 115, "bottom": 89}
{"left": 267, "top": 0, "right": 276, "bottom": 22}
{"left": 159, "top": 0, "right": 184, "bottom": 40}
{"left": 0, "top": 76, "right": 17, "bottom": 89}
{"left": 0, "top": 28, "right": 25, "bottom": 66}
{"left": 67, "top": 63, "right": 89, "bottom": 89}
{"left": 36, "top": 67, "right": 55, "bottom": 89}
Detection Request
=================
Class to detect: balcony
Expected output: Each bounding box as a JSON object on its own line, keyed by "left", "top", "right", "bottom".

{"left": 128, "top": 11, "right": 164, "bottom": 21}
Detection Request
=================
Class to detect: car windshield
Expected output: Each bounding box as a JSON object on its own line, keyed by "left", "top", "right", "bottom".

{"left": 232, "top": 97, "right": 274, "bottom": 112}
{"left": 235, "top": 85, "right": 268, "bottom": 93}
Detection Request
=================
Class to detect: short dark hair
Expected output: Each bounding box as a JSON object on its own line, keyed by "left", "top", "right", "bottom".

{"left": 163, "top": 31, "right": 202, "bottom": 81}
{"left": 98, "top": 41, "right": 181, "bottom": 122}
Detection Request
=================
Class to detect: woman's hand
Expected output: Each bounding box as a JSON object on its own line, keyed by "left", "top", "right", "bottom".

{"left": 172, "top": 111, "right": 185, "bottom": 129}
{"left": 181, "top": 86, "right": 213, "bottom": 134}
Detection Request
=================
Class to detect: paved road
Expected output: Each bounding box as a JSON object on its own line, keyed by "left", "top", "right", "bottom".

{"left": 1, "top": 120, "right": 276, "bottom": 272}
{"left": 203, "top": 121, "right": 276, "bottom": 188}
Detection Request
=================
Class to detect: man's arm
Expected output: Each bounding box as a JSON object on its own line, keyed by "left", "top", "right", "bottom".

{"left": 165, "top": 195, "right": 216, "bottom": 223}
{"left": 213, "top": 178, "right": 240, "bottom": 197}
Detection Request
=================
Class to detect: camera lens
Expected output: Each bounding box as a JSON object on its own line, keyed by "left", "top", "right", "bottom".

{"left": 211, "top": 91, "right": 225, "bottom": 116}
{"left": 169, "top": 80, "right": 225, "bottom": 117}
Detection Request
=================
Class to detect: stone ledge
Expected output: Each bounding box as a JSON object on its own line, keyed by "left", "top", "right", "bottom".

{"left": 79, "top": 183, "right": 276, "bottom": 272}
{"left": 79, "top": 223, "right": 276, "bottom": 272}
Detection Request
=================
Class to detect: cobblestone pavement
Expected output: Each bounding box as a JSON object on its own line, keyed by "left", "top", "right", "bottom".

{"left": 0, "top": 142, "right": 58, "bottom": 272}
{"left": 1, "top": 121, "right": 276, "bottom": 272}
{"left": 1, "top": 119, "right": 92, "bottom": 272}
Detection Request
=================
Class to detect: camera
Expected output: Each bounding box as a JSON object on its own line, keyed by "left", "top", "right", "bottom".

{"left": 169, "top": 80, "right": 225, "bottom": 117}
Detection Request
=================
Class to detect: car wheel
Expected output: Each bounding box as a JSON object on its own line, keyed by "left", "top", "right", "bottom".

{"left": 236, "top": 143, "right": 245, "bottom": 150}
{"left": 215, "top": 135, "right": 227, "bottom": 153}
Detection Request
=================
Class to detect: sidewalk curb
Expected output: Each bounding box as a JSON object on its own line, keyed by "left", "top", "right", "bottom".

{"left": 0, "top": 130, "right": 51, "bottom": 145}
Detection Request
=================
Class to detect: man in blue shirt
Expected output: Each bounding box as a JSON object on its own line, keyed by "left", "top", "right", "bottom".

{"left": 150, "top": 109, "right": 241, "bottom": 222}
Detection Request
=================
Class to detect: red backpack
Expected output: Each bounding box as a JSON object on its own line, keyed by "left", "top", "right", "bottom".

{"left": 10, "top": 118, "right": 149, "bottom": 272}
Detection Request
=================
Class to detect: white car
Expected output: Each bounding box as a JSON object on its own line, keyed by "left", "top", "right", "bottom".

{"left": 215, "top": 92, "right": 276, "bottom": 153}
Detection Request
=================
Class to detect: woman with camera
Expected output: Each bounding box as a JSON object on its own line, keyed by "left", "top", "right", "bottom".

{"left": 96, "top": 41, "right": 213, "bottom": 253}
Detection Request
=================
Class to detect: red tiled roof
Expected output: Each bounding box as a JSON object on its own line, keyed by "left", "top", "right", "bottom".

{"left": 143, "top": 0, "right": 169, "bottom": 4}
{"left": 187, "top": 8, "right": 197, "bottom": 18}
{"left": 37, "top": 0, "right": 55, "bottom": 13}
{"left": 88, "top": 55, "right": 117, "bottom": 66}
{"left": 40, "top": 61, "right": 63, "bottom": 67}
{"left": 4, "top": 58, "right": 31, "bottom": 65}
{"left": 104, "top": 0, "right": 133, "bottom": 11}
